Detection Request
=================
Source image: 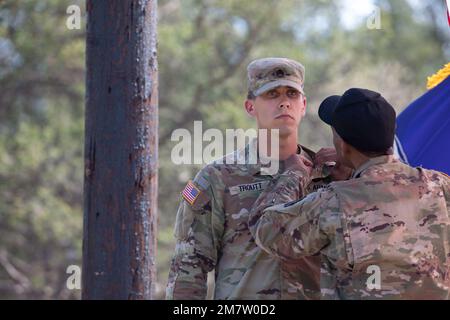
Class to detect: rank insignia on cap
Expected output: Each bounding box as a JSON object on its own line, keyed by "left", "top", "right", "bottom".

{"left": 182, "top": 181, "right": 201, "bottom": 205}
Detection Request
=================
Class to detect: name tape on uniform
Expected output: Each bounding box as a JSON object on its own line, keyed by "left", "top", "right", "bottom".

{"left": 229, "top": 181, "right": 270, "bottom": 195}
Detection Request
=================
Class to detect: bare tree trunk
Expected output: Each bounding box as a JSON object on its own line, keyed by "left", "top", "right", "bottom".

{"left": 82, "top": 0, "right": 158, "bottom": 300}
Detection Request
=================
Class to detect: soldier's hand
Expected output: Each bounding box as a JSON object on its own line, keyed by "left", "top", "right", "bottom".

{"left": 284, "top": 154, "right": 312, "bottom": 176}
{"left": 329, "top": 161, "right": 353, "bottom": 181}
{"left": 314, "top": 147, "right": 337, "bottom": 167}
{"left": 315, "top": 148, "right": 352, "bottom": 181}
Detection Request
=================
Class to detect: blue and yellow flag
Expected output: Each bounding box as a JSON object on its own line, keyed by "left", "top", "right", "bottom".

{"left": 395, "top": 65, "right": 450, "bottom": 175}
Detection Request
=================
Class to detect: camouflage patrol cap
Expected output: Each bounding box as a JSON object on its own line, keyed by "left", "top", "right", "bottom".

{"left": 247, "top": 57, "right": 305, "bottom": 97}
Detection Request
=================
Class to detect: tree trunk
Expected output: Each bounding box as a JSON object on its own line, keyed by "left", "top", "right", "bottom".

{"left": 82, "top": 0, "right": 158, "bottom": 300}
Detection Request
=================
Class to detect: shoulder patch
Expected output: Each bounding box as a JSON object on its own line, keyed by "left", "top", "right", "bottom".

{"left": 182, "top": 181, "right": 201, "bottom": 205}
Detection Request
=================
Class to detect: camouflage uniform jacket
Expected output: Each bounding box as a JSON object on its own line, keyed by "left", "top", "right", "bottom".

{"left": 166, "top": 140, "right": 330, "bottom": 300}
{"left": 250, "top": 155, "right": 450, "bottom": 299}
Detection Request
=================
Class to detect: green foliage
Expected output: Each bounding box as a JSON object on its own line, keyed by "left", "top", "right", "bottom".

{"left": 0, "top": 0, "right": 85, "bottom": 299}
{"left": 0, "top": 0, "right": 448, "bottom": 299}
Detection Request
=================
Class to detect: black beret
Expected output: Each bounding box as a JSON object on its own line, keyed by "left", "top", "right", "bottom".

{"left": 318, "top": 88, "right": 396, "bottom": 153}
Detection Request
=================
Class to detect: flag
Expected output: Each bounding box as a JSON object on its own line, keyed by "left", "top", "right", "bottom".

{"left": 447, "top": 0, "right": 450, "bottom": 26}
{"left": 396, "top": 75, "right": 450, "bottom": 175}
{"left": 182, "top": 181, "right": 201, "bottom": 205}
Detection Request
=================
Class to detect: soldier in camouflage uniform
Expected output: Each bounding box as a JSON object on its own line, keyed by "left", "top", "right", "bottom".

{"left": 166, "top": 57, "right": 340, "bottom": 300}
{"left": 249, "top": 88, "right": 450, "bottom": 299}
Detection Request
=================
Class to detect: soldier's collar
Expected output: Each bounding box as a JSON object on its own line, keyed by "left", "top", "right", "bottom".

{"left": 298, "top": 145, "right": 315, "bottom": 167}
{"left": 235, "top": 139, "right": 280, "bottom": 176}
{"left": 239, "top": 139, "right": 320, "bottom": 177}
{"left": 298, "top": 145, "right": 335, "bottom": 180}
{"left": 351, "top": 155, "right": 396, "bottom": 179}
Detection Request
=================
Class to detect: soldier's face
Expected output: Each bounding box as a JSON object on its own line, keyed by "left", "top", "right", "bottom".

{"left": 244, "top": 86, "right": 306, "bottom": 137}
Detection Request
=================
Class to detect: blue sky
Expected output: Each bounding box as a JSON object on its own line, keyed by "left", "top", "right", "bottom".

{"left": 340, "top": 0, "right": 377, "bottom": 28}
{"left": 340, "top": 0, "right": 437, "bottom": 29}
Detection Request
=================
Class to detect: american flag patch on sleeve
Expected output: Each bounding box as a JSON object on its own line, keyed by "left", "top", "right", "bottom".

{"left": 182, "top": 180, "right": 201, "bottom": 205}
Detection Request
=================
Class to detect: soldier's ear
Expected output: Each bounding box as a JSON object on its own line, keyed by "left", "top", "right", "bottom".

{"left": 245, "top": 99, "right": 256, "bottom": 117}
{"left": 300, "top": 95, "right": 307, "bottom": 117}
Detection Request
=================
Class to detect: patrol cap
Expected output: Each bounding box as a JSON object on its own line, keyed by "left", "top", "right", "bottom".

{"left": 318, "top": 88, "right": 396, "bottom": 153}
{"left": 247, "top": 57, "right": 305, "bottom": 97}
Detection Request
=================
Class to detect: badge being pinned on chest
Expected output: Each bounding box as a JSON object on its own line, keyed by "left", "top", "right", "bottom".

{"left": 229, "top": 181, "right": 270, "bottom": 196}
{"left": 182, "top": 181, "right": 201, "bottom": 205}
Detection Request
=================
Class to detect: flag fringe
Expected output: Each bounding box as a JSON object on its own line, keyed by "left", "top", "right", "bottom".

{"left": 427, "top": 62, "right": 450, "bottom": 90}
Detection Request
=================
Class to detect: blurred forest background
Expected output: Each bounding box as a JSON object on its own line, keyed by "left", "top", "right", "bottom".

{"left": 0, "top": 0, "right": 449, "bottom": 299}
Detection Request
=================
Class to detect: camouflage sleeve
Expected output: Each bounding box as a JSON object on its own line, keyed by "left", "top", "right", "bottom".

{"left": 252, "top": 189, "right": 338, "bottom": 261}
{"left": 165, "top": 166, "right": 224, "bottom": 300}
{"left": 248, "top": 155, "right": 311, "bottom": 240}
